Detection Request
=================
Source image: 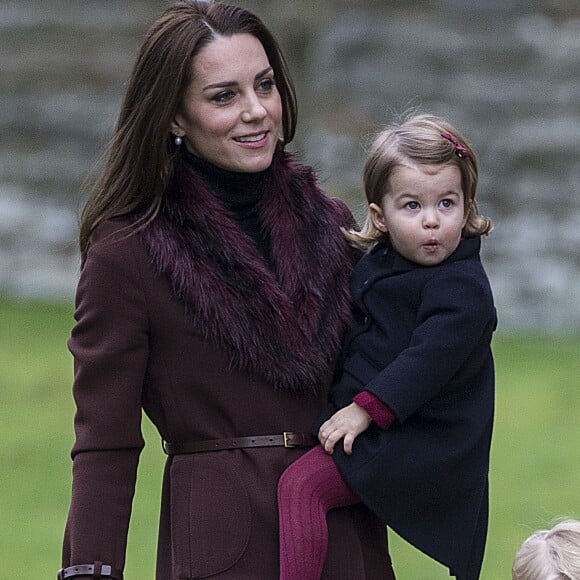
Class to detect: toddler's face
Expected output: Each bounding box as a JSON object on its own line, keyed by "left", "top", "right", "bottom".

{"left": 370, "top": 163, "right": 467, "bottom": 266}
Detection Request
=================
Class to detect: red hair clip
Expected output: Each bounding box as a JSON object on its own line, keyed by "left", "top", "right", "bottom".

{"left": 441, "top": 132, "right": 470, "bottom": 159}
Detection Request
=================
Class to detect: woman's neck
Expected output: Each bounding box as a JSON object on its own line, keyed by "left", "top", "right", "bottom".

{"left": 182, "top": 149, "right": 267, "bottom": 210}
{"left": 181, "top": 148, "right": 273, "bottom": 268}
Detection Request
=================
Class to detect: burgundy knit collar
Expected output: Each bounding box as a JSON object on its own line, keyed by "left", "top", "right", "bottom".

{"left": 141, "top": 150, "right": 353, "bottom": 393}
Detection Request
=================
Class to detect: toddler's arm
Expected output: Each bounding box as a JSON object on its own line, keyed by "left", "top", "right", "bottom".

{"left": 353, "top": 390, "right": 397, "bottom": 429}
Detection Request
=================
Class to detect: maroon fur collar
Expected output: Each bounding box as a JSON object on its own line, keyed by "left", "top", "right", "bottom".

{"left": 141, "top": 151, "right": 353, "bottom": 393}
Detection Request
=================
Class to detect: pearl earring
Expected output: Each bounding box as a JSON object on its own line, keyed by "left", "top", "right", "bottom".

{"left": 174, "top": 134, "right": 183, "bottom": 146}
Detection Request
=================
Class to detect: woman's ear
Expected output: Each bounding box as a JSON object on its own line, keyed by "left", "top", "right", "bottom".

{"left": 369, "top": 203, "right": 388, "bottom": 233}
{"left": 170, "top": 113, "right": 185, "bottom": 138}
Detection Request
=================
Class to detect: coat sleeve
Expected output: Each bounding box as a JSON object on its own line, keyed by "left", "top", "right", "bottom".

{"left": 364, "top": 266, "right": 496, "bottom": 422}
{"left": 62, "top": 223, "right": 149, "bottom": 575}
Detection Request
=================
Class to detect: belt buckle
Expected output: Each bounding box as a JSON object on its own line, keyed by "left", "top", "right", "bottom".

{"left": 283, "top": 431, "right": 296, "bottom": 448}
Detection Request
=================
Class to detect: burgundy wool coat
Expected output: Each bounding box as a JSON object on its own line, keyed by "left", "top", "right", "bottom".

{"left": 61, "top": 151, "right": 395, "bottom": 579}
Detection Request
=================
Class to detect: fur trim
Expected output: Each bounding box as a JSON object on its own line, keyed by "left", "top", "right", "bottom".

{"left": 141, "top": 151, "right": 353, "bottom": 393}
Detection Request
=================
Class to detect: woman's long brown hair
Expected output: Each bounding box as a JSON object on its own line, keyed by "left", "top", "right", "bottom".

{"left": 79, "top": 0, "right": 297, "bottom": 263}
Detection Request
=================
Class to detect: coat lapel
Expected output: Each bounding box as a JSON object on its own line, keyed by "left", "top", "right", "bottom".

{"left": 141, "top": 150, "right": 353, "bottom": 393}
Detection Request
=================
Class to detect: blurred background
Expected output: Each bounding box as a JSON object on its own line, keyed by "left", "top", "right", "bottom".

{"left": 1, "top": 0, "right": 579, "bottom": 578}
{"left": 2, "top": 0, "right": 580, "bottom": 328}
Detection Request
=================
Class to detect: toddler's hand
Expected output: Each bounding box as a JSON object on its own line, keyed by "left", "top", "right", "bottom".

{"left": 318, "top": 402, "right": 371, "bottom": 455}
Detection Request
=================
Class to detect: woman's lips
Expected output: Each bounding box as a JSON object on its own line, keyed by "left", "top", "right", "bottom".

{"left": 234, "top": 131, "right": 268, "bottom": 147}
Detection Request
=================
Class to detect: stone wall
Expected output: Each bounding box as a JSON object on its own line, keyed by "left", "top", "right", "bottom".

{"left": 1, "top": 0, "right": 579, "bottom": 330}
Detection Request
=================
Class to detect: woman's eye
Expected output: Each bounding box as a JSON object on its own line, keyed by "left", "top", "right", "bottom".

{"left": 257, "top": 77, "right": 275, "bottom": 92}
{"left": 212, "top": 90, "right": 235, "bottom": 104}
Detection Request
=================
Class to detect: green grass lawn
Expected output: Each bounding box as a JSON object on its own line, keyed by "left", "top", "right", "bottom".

{"left": 1, "top": 298, "right": 579, "bottom": 578}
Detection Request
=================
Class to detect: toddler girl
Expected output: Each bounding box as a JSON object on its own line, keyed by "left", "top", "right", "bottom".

{"left": 278, "top": 114, "right": 496, "bottom": 580}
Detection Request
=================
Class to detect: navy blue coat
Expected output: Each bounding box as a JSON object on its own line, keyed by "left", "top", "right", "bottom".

{"left": 318, "top": 236, "right": 496, "bottom": 580}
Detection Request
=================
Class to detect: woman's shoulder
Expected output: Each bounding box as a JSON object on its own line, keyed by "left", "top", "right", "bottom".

{"left": 278, "top": 150, "right": 356, "bottom": 228}
{"left": 328, "top": 196, "right": 354, "bottom": 221}
{"left": 86, "top": 217, "right": 148, "bottom": 264}
{"left": 90, "top": 216, "right": 135, "bottom": 241}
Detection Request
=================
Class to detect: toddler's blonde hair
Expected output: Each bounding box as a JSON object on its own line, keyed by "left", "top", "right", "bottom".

{"left": 345, "top": 113, "right": 493, "bottom": 250}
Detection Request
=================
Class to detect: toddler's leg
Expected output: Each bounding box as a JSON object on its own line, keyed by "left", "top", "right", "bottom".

{"left": 277, "top": 445, "right": 360, "bottom": 580}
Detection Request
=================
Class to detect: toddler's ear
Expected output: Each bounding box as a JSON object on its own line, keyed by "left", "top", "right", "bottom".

{"left": 369, "top": 203, "right": 388, "bottom": 233}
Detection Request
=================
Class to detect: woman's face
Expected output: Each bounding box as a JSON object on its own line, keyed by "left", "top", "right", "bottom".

{"left": 171, "top": 33, "right": 283, "bottom": 173}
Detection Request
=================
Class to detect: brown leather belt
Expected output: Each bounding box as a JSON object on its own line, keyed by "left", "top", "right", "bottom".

{"left": 163, "top": 432, "right": 317, "bottom": 455}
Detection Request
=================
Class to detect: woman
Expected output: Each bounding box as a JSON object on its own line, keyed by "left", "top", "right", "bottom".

{"left": 59, "top": 1, "right": 395, "bottom": 579}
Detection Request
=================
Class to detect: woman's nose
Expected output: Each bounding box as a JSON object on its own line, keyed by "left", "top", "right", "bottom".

{"left": 241, "top": 93, "right": 267, "bottom": 122}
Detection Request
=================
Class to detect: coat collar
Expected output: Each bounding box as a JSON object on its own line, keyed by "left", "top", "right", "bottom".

{"left": 371, "top": 236, "right": 481, "bottom": 274}
{"left": 140, "top": 150, "right": 353, "bottom": 393}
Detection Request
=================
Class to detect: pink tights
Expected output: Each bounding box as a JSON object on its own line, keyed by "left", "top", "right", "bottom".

{"left": 277, "top": 445, "right": 360, "bottom": 580}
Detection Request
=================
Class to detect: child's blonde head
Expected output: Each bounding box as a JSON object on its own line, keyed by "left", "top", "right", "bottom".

{"left": 347, "top": 113, "right": 492, "bottom": 249}
{"left": 512, "top": 519, "right": 580, "bottom": 580}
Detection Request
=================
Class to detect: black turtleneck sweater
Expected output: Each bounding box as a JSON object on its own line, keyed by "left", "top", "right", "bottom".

{"left": 183, "top": 150, "right": 273, "bottom": 270}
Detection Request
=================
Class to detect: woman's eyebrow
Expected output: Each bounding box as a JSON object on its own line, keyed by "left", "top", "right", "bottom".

{"left": 202, "top": 66, "right": 273, "bottom": 91}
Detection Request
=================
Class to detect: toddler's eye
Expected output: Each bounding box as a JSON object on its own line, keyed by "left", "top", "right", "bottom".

{"left": 405, "top": 201, "right": 420, "bottom": 210}
{"left": 440, "top": 199, "right": 454, "bottom": 208}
